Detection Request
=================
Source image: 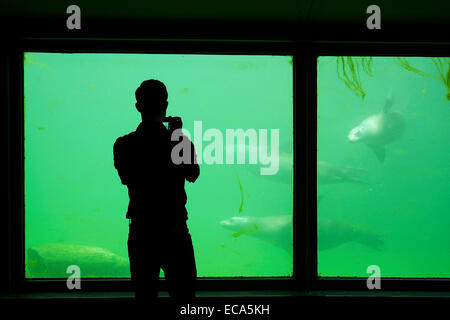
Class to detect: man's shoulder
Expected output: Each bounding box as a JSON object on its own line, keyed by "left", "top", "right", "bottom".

{"left": 114, "top": 130, "right": 139, "bottom": 149}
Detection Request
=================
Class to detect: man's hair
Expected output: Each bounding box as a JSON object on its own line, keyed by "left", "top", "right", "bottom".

{"left": 135, "top": 79, "right": 168, "bottom": 113}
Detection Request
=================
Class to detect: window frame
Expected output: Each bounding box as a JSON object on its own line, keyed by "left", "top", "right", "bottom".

{"left": 7, "top": 38, "right": 303, "bottom": 293}
{"left": 310, "top": 42, "right": 450, "bottom": 291}
{"left": 6, "top": 38, "right": 450, "bottom": 295}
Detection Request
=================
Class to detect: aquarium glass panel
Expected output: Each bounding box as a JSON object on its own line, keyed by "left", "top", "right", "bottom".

{"left": 24, "top": 52, "right": 294, "bottom": 278}
{"left": 317, "top": 56, "right": 450, "bottom": 278}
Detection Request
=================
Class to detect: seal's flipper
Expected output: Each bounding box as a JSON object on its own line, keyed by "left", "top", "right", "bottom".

{"left": 371, "top": 146, "right": 386, "bottom": 162}
{"left": 382, "top": 88, "right": 394, "bottom": 113}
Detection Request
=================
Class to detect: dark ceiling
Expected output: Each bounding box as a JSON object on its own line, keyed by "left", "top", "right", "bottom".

{"left": 1, "top": 0, "right": 449, "bottom": 40}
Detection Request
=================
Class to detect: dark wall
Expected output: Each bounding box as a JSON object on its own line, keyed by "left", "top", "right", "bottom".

{"left": 1, "top": 0, "right": 450, "bottom": 41}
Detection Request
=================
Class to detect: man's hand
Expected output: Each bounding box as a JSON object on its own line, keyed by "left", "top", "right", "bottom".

{"left": 168, "top": 116, "right": 183, "bottom": 131}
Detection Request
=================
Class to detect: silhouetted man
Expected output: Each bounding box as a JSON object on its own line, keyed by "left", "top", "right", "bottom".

{"left": 113, "top": 79, "right": 199, "bottom": 304}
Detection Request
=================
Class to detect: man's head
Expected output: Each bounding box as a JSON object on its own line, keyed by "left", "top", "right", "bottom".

{"left": 135, "top": 79, "right": 168, "bottom": 121}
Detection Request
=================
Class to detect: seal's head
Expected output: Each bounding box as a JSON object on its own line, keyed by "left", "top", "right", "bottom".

{"left": 220, "top": 217, "right": 250, "bottom": 230}
{"left": 348, "top": 114, "right": 381, "bottom": 143}
{"left": 348, "top": 125, "right": 367, "bottom": 143}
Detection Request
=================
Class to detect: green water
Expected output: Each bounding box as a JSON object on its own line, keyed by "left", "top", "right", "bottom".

{"left": 24, "top": 53, "right": 449, "bottom": 280}
{"left": 318, "top": 56, "right": 450, "bottom": 278}
{"left": 24, "top": 52, "right": 294, "bottom": 278}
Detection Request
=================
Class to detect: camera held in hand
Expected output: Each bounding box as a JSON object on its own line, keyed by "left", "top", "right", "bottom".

{"left": 163, "top": 116, "right": 182, "bottom": 131}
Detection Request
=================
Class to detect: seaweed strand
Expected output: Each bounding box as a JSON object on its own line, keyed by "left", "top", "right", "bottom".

{"left": 397, "top": 57, "right": 450, "bottom": 100}
{"left": 336, "top": 56, "right": 373, "bottom": 99}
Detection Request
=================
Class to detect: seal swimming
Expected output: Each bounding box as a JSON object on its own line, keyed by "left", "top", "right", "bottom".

{"left": 220, "top": 215, "right": 383, "bottom": 252}
{"left": 235, "top": 145, "right": 367, "bottom": 186}
{"left": 227, "top": 143, "right": 293, "bottom": 185}
{"left": 317, "top": 161, "right": 368, "bottom": 185}
{"left": 220, "top": 215, "right": 292, "bottom": 252}
{"left": 348, "top": 88, "right": 405, "bottom": 162}
{"left": 27, "top": 243, "right": 130, "bottom": 278}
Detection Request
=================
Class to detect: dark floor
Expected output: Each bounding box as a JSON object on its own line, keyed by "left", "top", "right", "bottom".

{"left": 1, "top": 290, "right": 449, "bottom": 319}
